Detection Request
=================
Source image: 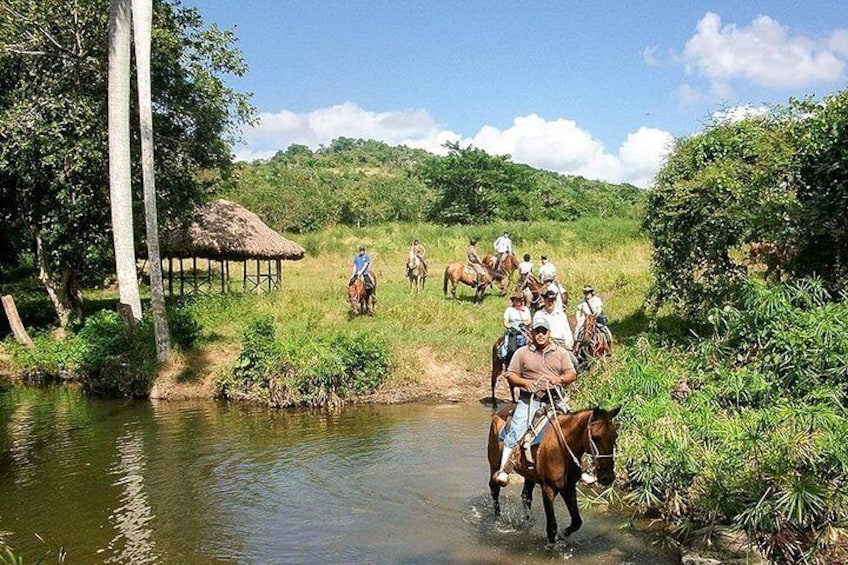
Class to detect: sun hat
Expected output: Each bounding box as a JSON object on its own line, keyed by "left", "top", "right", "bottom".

{"left": 582, "top": 285, "right": 594, "bottom": 293}
{"left": 510, "top": 290, "right": 525, "bottom": 301}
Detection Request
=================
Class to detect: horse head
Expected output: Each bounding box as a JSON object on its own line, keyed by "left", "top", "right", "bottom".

{"left": 586, "top": 406, "right": 621, "bottom": 486}
{"left": 347, "top": 278, "right": 365, "bottom": 314}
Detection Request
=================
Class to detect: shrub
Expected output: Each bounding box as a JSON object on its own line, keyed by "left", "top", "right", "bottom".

{"left": 75, "top": 310, "right": 157, "bottom": 397}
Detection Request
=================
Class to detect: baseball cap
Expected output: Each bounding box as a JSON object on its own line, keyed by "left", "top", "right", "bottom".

{"left": 531, "top": 317, "right": 550, "bottom": 331}
{"left": 542, "top": 289, "right": 557, "bottom": 299}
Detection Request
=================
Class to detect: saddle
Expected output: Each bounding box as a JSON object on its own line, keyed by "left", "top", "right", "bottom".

{"left": 500, "top": 402, "right": 570, "bottom": 467}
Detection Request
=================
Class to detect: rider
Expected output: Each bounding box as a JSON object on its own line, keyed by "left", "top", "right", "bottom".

{"left": 349, "top": 245, "right": 375, "bottom": 296}
{"left": 467, "top": 238, "right": 486, "bottom": 287}
{"left": 493, "top": 230, "right": 513, "bottom": 272}
{"left": 575, "top": 285, "right": 605, "bottom": 339}
{"left": 538, "top": 255, "right": 567, "bottom": 310}
{"left": 493, "top": 317, "right": 577, "bottom": 487}
{"left": 533, "top": 289, "right": 578, "bottom": 369}
{"left": 500, "top": 290, "right": 531, "bottom": 359}
{"left": 409, "top": 238, "right": 427, "bottom": 275}
{"left": 517, "top": 253, "right": 534, "bottom": 286}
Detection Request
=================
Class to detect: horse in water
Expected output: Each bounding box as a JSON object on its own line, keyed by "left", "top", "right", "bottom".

{"left": 347, "top": 274, "right": 377, "bottom": 315}
{"left": 574, "top": 315, "right": 611, "bottom": 368}
{"left": 443, "top": 263, "right": 494, "bottom": 303}
{"left": 483, "top": 252, "right": 519, "bottom": 285}
{"left": 487, "top": 406, "right": 620, "bottom": 544}
{"left": 406, "top": 254, "right": 426, "bottom": 293}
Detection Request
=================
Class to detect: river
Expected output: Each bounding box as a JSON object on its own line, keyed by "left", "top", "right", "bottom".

{"left": 0, "top": 387, "right": 676, "bottom": 564}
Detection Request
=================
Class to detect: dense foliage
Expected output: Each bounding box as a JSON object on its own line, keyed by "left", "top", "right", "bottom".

{"left": 574, "top": 280, "right": 848, "bottom": 563}
{"left": 6, "top": 304, "right": 200, "bottom": 397}
{"left": 220, "top": 314, "right": 391, "bottom": 408}
{"left": 646, "top": 86, "right": 848, "bottom": 315}
{"left": 221, "top": 138, "right": 644, "bottom": 232}
{"left": 0, "top": 0, "right": 253, "bottom": 320}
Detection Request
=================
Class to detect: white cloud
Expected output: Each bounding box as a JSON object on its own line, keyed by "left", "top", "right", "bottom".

{"left": 712, "top": 104, "right": 770, "bottom": 124}
{"left": 236, "top": 103, "right": 674, "bottom": 188}
{"left": 683, "top": 12, "right": 847, "bottom": 89}
{"left": 642, "top": 46, "right": 660, "bottom": 67}
{"left": 676, "top": 83, "right": 704, "bottom": 106}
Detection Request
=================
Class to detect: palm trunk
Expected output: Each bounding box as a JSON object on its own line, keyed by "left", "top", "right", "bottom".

{"left": 108, "top": 0, "right": 142, "bottom": 321}
{"left": 133, "top": 0, "right": 170, "bottom": 361}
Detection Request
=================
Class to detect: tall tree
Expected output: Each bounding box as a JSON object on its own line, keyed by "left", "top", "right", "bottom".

{"left": 132, "top": 0, "right": 170, "bottom": 359}
{"left": 0, "top": 0, "right": 254, "bottom": 326}
{"left": 108, "top": 0, "right": 142, "bottom": 320}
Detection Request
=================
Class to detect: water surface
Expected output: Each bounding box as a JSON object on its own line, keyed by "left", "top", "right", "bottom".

{"left": 0, "top": 387, "right": 675, "bottom": 564}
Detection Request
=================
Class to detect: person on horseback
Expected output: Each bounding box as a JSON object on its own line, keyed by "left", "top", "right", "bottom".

{"left": 410, "top": 238, "right": 427, "bottom": 275}
{"left": 492, "top": 317, "right": 577, "bottom": 487}
{"left": 349, "top": 245, "right": 376, "bottom": 296}
{"left": 467, "top": 238, "right": 486, "bottom": 288}
{"left": 533, "top": 289, "right": 576, "bottom": 366}
{"left": 575, "top": 285, "right": 605, "bottom": 339}
{"left": 499, "top": 290, "right": 531, "bottom": 361}
{"left": 517, "top": 253, "right": 533, "bottom": 286}
{"left": 493, "top": 231, "right": 513, "bottom": 273}
{"left": 538, "top": 255, "right": 567, "bottom": 310}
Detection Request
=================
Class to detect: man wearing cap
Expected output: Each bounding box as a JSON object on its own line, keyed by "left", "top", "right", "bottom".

{"left": 492, "top": 316, "right": 577, "bottom": 487}
{"left": 533, "top": 289, "right": 577, "bottom": 367}
{"left": 349, "top": 245, "right": 375, "bottom": 295}
{"left": 575, "top": 285, "right": 605, "bottom": 339}
{"left": 493, "top": 230, "right": 513, "bottom": 272}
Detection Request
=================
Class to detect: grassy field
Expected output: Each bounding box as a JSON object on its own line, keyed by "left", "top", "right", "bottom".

{"left": 173, "top": 217, "right": 652, "bottom": 397}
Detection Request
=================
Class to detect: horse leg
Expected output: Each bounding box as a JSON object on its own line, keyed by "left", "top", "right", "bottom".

{"left": 560, "top": 481, "right": 582, "bottom": 537}
{"left": 491, "top": 354, "right": 501, "bottom": 403}
{"left": 489, "top": 478, "right": 502, "bottom": 516}
{"left": 521, "top": 480, "right": 535, "bottom": 521}
{"left": 541, "top": 484, "right": 559, "bottom": 544}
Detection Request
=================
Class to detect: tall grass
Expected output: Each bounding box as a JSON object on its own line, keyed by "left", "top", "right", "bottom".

{"left": 179, "top": 218, "right": 650, "bottom": 388}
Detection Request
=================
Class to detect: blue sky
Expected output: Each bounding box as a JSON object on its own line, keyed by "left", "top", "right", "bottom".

{"left": 187, "top": 1, "right": 848, "bottom": 187}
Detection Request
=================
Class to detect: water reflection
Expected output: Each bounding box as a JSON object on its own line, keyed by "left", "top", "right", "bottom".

{"left": 105, "top": 427, "right": 159, "bottom": 564}
{"left": 0, "top": 390, "right": 676, "bottom": 564}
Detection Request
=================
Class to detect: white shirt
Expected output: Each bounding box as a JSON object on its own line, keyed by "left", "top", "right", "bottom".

{"left": 518, "top": 260, "right": 533, "bottom": 275}
{"left": 575, "top": 295, "right": 605, "bottom": 334}
{"left": 503, "top": 306, "right": 531, "bottom": 330}
{"left": 538, "top": 261, "right": 557, "bottom": 281}
{"left": 494, "top": 235, "right": 512, "bottom": 254}
{"left": 533, "top": 308, "right": 574, "bottom": 350}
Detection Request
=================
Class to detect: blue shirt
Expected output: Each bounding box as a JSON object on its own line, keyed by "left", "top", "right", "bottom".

{"left": 353, "top": 253, "right": 371, "bottom": 275}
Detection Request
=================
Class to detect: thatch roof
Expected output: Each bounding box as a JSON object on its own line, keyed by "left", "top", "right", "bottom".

{"left": 161, "top": 199, "right": 305, "bottom": 261}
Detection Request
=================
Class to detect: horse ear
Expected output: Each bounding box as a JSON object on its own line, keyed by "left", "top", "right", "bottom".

{"left": 609, "top": 406, "right": 621, "bottom": 419}
{"left": 592, "top": 406, "right": 602, "bottom": 419}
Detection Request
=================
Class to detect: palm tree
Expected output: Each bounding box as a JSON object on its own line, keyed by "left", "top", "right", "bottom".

{"left": 108, "top": 0, "right": 142, "bottom": 321}
{"left": 133, "top": 0, "right": 171, "bottom": 360}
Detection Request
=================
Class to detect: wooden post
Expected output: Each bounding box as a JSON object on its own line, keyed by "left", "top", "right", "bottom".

{"left": 243, "top": 259, "right": 247, "bottom": 291}
{"left": 2, "top": 295, "right": 34, "bottom": 348}
{"left": 179, "top": 258, "right": 184, "bottom": 296}
{"left": 220, "top": 259, "right": 225, "bottom": 294}
{"left": 275, "top": 259, "right": 282, "bottom": 290}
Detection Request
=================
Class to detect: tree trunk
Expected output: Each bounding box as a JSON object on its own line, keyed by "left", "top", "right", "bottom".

{"left": 108, "top": 0, "right": 142, "bottom": 321}
{"left": 33, "top": 229, "right": 71, "bottom": 327}
{"left": 133, "top": 0, "right": 170, "bottom": 361}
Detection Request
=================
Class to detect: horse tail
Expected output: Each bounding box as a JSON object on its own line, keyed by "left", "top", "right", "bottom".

{"left": 443, "top": 266, "right": 449, "bottom": 295}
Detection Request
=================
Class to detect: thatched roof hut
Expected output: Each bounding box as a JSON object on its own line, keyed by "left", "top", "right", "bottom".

{"left": 162, "top": 199, "right": 305, "bottom": 261}
{"left": 157, "top": 199, "right": 304, "bottom": 295}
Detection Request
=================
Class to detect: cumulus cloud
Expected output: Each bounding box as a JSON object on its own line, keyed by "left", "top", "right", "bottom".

{"left": 683, "top": 12, "right": 847, "bottom": 90}
{"left": 236, "top": 103, "right": 674, "bottom": 188}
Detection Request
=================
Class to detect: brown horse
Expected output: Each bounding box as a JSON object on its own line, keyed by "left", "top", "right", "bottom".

{"left": 487, "top": 405, "right": 621, "bottom": 544}
{"left": 347, "top": 274, "right": 377, "bottom": 315}
{"left": 574, "top": 315, "right": 611, "bottom": 368}
{"left": 406, "top": 255, "right": 426, "bottom": 293}
{"left": 483, "top": 252, "right": 518, "bottom": 284}
{"left": 443, "top": 263, "right": 494, "bottom": 303}
{"left": 519, "top": 275, "right": 568, "bottom": 313}
{"left": 490, "top": 335, "right": 519, "bottom": 403}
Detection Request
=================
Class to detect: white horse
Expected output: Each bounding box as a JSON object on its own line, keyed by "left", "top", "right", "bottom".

{"left": 406, "top": 252, "right": 426, "bottom": 293}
